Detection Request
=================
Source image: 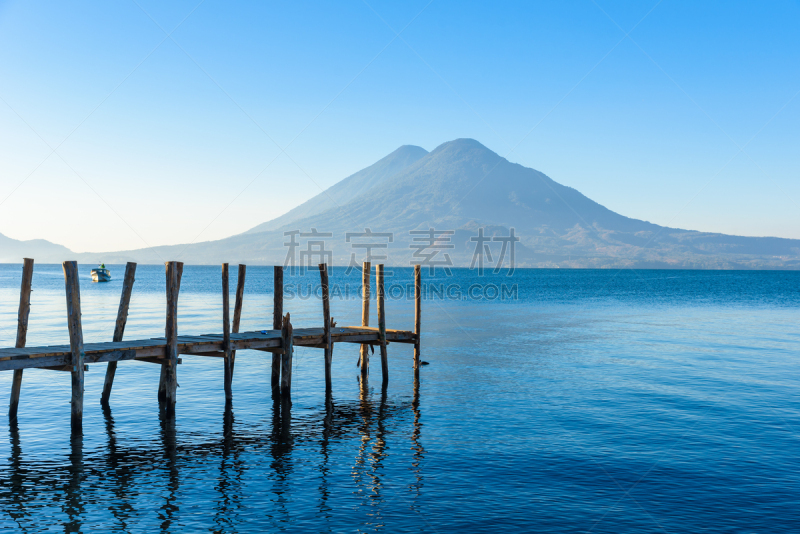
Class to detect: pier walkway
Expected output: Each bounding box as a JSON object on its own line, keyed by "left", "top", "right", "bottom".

{"left": 2, "top": 260, "right": 422, "bottom": 431}
{"left": 0, "top": 327, "right": 418, "bottom": 372}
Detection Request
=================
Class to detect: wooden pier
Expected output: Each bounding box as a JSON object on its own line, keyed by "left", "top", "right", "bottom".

{"left": 2, "top": 259, "right": 422, "bottom": 431}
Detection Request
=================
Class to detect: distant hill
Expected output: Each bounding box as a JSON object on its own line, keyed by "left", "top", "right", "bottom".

{"left": 3, "top": 139, "right": 799, "bottom": 269}
{"left": 0, "top": 232, "right": 73, "bottom": 264}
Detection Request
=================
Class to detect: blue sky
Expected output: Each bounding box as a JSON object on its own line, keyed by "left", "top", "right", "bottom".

{"left": 1, "top": 0, "right": 798, "bottom": 252}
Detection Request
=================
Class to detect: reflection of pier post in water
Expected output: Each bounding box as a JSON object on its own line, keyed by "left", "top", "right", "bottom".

{"left": 214, "top": 403, "right": 244, "bottom": 530}
{"left": 353, "top": 376, "right": 372, "bottom": 490}
{"left": 409, "top": 377, "right": 425, "bottom": 505}
{"left": 318, "top": 389, "right": 334, "bottom": 518}
{"left": 369, "top": 381, "right": 389, "bottom": 525}
{"left": 350, "top": 375, "right": 390, "bottom": 527}
{"left": 6, "top": 421, "right": 28, "bottom": 529}
{"left": 63, "top": 430, "right": 84, "bottom": 533}
{"left": 103, "top": 405, "right": 135, "bottom": 530}
{"left": 158, "top": 410, "right": 179, "bottom": 532}
{"left": 267, "top": 392, "right": 294, "bottom": 525}
{"left": 0, "top": 377, "right": 424, "bottom": 531}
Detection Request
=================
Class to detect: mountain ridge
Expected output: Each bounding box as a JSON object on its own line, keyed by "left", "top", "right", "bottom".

{"left": 244, "top": 144, "right": 428, "bottom": 235}
{"left": 0, "top": 232, "right": 72, "bottom": 263}
{"left": 1, "top": 139, "right": 798, "bottom": 269}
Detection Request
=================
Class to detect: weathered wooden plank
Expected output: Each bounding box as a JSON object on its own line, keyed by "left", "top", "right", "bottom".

{"left": 230, "top": 264, "right": 245, "bottom": 375}
{"left": 94, "top": 343, "right": 164, "bottom": 353}
{"left": 91, "top": 350, "right": 137, "bottom": 364}
{"left": 173, "top": 336, "right": 222, "bottom": 346}
{"left": 129, "top": 346, "right": 167, "bottom": 359}
{"left": 232, "top": 330, "right": 281, "bottom": 339}
{"left": 63, "top": 261, "right": 84, "bottom": 430}
{"left": 231, "top": 338, "right": 281, "bottom": 350}
{"left": 1, "top": 350, "right": 132, "bottom": 371}
{"left": 360, "top": 261, "right": 370, "bottom": 377}
{"left": 330, "top": 327, "right": 416, "bottom": 341}
{"left": 178, "top": 336, "right": 286, "bottom": 354}
{"left": 138, "top": 356, "right": 182, "bottom": 365}
{"left": 179, "top": 341, "right": 223, "bottom": 352}
{"left": 0, "top": 355, "right": 66, "bottom": 370}
{"left": 8, "top": 258, "right": 33, "bottom": 419}
{"left": 280, "top": 313, "right": 293, "bottom": 398}
{"left": 272, "top": 266, "right": 283, "bottom": 391}
{"left": 414, "top": 264, "right": 422, "bottom": 373}
{"left": 254, "top": 347, "right": 285, "bottom": 354}
{"left": 317, "top": 340, "right": 384, "bottom": 348}
{"left": 0, "top": 325, "right": 415, "bottom": 365}
{"left": 101, "top": 262, "right": 136, "bottom": 405}
{"left": 222, "top": 263, "right": 233, "bottom": 401}
{"left": 319, "top": 263, "right": 333, "bottom": 391}
{"left": 43, "top": 364, "right": 89, "bottom": 372}
{"left": 181, "top": 350, "right": 225, "bottom": 357}
{"left": 5, "top": 349, "right": 32, "bottom": 357}
{"left": 376, "top": 264, "right": 388, "bottom": 384}
{"left": 13, "top": 340, "right": 165, "bottom": 357}
{"left": 2, "top": 346, "right": 71, "bottom": 358}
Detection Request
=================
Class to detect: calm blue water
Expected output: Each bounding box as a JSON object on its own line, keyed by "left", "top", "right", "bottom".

{"left": 0, "top": 264, "right": 798, "bottom": 533}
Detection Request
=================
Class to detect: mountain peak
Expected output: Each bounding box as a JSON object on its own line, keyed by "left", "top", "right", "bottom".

{"left": 393, "top": 144, "right": 428, "bottom": 155}
{"left": 243, "top": 142, "right": 428, "bottom": 235}
{"left": 432, "top": 137, "right": 495, "bottom": 153}
{"left": 426, "top": 138, "right": 504, "bottom": 165}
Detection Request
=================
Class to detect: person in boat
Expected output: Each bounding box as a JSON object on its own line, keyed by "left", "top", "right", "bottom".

{"left": 100, "top": 263, "right": 106, "bottom": 269}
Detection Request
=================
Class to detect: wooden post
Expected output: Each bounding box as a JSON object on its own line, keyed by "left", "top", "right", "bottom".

{"left": 272, "top": 266, "right": 283, "bottom": 390}
{"left": 319, "top": 263, "right": 332, "bottom": 391}
{"left": 222, "top": 263, "right": 232, "bottom": 402}
{"left": 280, "top": 312, "right": 293, "bottom": 398}
{"left": 101, "top": 262, "right": 136, "bottom": 404}
{"left": 62, "top": 261, "right": 84, "bottom": 431}
{"left": 413, "top": 264, "right": 421, "bottom": 374}
{"left": 230, "top": 264, "right": 246, "bottom": 375}
{"left": 159, "top": 261, "right": 182, "bottom": 411}
{"left": 8, "top": 258, "right": 34, "bottom": 419}
{"left": 359, "top": 261, "right": 371, "bottom": 377}
{"left": 376, "top": 264, "right": 388, "bottom": 384}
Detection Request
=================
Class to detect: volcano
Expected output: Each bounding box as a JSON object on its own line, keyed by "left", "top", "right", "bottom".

{"left": 4, "top": 139, "right": 799, "bottom": 269}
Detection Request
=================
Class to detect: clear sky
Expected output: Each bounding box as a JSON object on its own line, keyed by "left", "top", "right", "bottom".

{"left": 1, "top": 0, "right": 798, "bottom": 252}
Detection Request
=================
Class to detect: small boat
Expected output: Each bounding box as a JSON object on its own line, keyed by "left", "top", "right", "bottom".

{"left": 91, "top": 264, "right": 111, "bottom": 282}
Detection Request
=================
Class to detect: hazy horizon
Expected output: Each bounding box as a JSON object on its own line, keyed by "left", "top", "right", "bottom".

{"left": 1, "top": 1, "right": 799, "bottom": 253}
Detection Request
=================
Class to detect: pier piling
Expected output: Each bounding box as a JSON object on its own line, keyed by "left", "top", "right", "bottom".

{"left": 319, "top": 263, "right": 332, "bottom": 391}
{"left": 62, "top": 261, "right": 84, "bottom": 431}
{"left": 101, "top": 262, "right": 136, "bottom": 405}
{"left": 222, "top": 263, "right": 232, "bottom": 401}
{"left": 8, "top": 258, "right": 33, "bottom": 420}
{"left": 160, "top": 261, "right": 183, "bottom": 412}
{"left": 230, "top": 264, "right": 246, "bottom": 375}
{"left": 272, "top": 266, "right": 283, "bottom": 392}
{"left": 359, "top": 261, "right": 371, "bottom": 377}
{"left": 414, "top": 265, "right": 421, "bottom": 375}
{"left": 280, "top": 313, "right": 293, "bottom": 398}
{"left": 376, "top": 264, "right": 388, "bottom": 384}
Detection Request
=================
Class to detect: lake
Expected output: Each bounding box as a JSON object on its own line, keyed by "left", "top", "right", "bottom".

{"left": 0, "top": 264, "right": 798, "bottom": 532}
